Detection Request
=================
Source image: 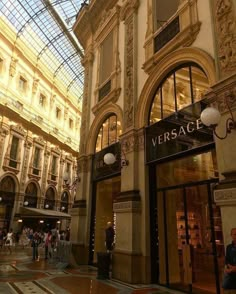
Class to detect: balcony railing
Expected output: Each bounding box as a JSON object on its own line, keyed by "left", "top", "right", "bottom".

{"left": 154, "top": 16, "right": 180, "bottom": 53}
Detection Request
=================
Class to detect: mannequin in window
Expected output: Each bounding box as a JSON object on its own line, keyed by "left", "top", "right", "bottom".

{"left": 105, "top": 222, "right": 115, "bottom": 253}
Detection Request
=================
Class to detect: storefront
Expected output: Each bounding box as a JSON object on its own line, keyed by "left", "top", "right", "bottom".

{"left": 89, "top": 143, "right": 121, "bottom": 264}
{"left": 146, "top": 101, "right": 224, "bottom": 293}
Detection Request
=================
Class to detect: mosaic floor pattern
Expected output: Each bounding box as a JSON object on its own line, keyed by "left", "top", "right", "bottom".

{"left": 0, "top": 246, "right": 184, "bottom": 294}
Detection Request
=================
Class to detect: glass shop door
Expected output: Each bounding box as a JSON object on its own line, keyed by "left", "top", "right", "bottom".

{"left": 158, "top": 182, "right": 224, "bottom": 294}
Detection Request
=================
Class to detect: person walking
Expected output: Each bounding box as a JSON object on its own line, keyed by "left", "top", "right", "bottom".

{"left": 44, "top": 230, "right": 52, "bottom": 260}
{"left": 31, "top": 230, "right": 40, "bottom": 261}
{"left": 5, "top": 228, "right": 13, "bottom": 254}
{"left": 222, "top": 227, "right": 236, "bottom": 290}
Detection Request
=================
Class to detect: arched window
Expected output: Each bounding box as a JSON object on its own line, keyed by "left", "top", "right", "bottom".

{"left": 95, "top": 114, "right": 122, "bottom": 152}
{"left": 149, "top": 63, "right": 209, "bottom": 125}
{"left": 44, "top": 187, "right": 55, "bottom": 210}
{"left": 0, "top": 176, "right": 15, "bottom": 193}
{"left": 24, "top": 182, "right": 38, "bottom": 208}
{"left": 0, "top": 176, "right": 15, "bottom": 229}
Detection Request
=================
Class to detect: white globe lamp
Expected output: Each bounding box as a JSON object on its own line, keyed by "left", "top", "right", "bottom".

{"left": 200, "top": 107, "right": 221, "bottom": 127}
{"left": 104, "top": 153, "right": 116, "bottom": 165}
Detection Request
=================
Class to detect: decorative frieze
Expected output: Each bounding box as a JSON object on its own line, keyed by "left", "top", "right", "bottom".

{"left": 214, "top": 0, "right": 236, "bottom": 76}
{"left": 214, "top": 187, "right": 236, "bottom": 204}
{"left": 121, "top": 0, "right": 139, "bottom": 131}
{"left": 120, "top": 129, "right": 144, "bottom": 153}
{"left": 113, "top": 201, "right": 141, "bottom": 212}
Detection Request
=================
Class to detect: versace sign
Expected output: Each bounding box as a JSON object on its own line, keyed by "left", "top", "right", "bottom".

{"left": 145, "top": 100, "right": 214, "bottom": 164}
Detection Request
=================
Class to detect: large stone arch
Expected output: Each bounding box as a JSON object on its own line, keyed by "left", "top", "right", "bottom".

{"left": 86, "top": 103, "right": 123, "bottom": 155}
{"left": 136, "top": 47, "right": 216, "bottom": 129}
{"left": 0, "top": 172, "right": 20, "bottom": 194}
{"left": 25, "top": 180, "right": 41, "bottom": 197}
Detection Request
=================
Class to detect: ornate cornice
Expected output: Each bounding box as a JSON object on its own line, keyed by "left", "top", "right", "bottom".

{"left": 92, "top": 88, "right": 121, "bottom": 116}
{"left": 120, "top": 0, "right": 140, "bottom": 21}
{"left": 10, "top": 124, "right": 26, "bottom": 137}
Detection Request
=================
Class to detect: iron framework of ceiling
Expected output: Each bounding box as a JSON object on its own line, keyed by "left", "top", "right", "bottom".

{"left": 0, "top": 0, "right": 89, "bottom": 101}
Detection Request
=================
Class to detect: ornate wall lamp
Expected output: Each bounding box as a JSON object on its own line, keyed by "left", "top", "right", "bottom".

{"left": 200, "top": 96, "right": 236, "bottom": 140}
{"left": 24, "top": 201, "right": 29, "bottom": 206}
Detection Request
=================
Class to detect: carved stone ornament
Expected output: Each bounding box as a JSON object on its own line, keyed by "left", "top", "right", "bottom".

{"left": 211, "top": 83, "right": 236, "bottom": 113}
{"left": 12, "top": 100, "right": 23, "bottom": 111}
{"left": 9, "top": 57, "right": 18, "bottom": 77}
{"left": 10, "top": 124, "right": 26, "bottom": 136}
{"left": 120, "top": 0, "right": 139, "bottom": 21}
{"left": 33, "top": 136, "right": 45, "bottom": 146}
{"left": 124, "top": 16, "right": 135, "bottom": 130}
{"left": 32, "top": 78, "right": 39, "bottom": 94}
{"left": 215, "top": 0, "right": 236, "bottom": 75}
{"left": 50, "top": 94, "right": 56, "bottom": 107}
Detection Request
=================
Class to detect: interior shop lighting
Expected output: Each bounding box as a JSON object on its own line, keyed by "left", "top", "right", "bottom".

{"left": 24, "top": 201, "right": 29, "bottom": 206}
{"left": 0, "top": 197, "right": 2, "bottom": 202}
{"left": 200, "top": 95, "right": 236, "bottom": 140}
{"left": 45, "top": 204, "right": 49, "bottom": 209}
{"left": 61, "top": 206, "right": 65, "bottom": 211}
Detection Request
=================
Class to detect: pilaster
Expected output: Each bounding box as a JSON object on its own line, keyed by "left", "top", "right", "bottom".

{"left": 207, "top": 74, "right": 236, "bottom": 250}
{"left": 112, "top": 128, "right": 149, "bottom": 283}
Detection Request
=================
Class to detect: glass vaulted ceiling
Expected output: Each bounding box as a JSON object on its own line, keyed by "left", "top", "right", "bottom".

{"left": 0, "top": 0, "right": 88, "bottom": 103}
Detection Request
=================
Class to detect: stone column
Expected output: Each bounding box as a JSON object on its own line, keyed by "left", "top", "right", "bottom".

{"left": 0, "top": 118, "right": 9, "bottom": 168}
{"left": 70, "top": 154, "right": 92, "bottom": 264}
{"left": 70, "top": 45, "right": 94, "bottom": 264}
{"left": 12, "top": 131, "right": 32, "bottom": 230}
{"left": 40, "top": 144, "right": 51, "bottom": 208}
{"left": 111, "top": 0, "right": 147, "bottom": 284}
{"left": 112, "top": 129, "right": 148, "bottom": 283}
{"left": 121, "top": 0, "right": 139, "bottom": 132}
{"left": 209, "top": 77, "right": 236, "bottom": 248}
{"left": 209, "top": 0, "right": 236, "bottom": 249}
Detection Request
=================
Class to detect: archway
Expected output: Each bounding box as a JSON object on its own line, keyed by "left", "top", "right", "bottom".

{"left": 0, "top": 176, "right": 16, "bottom": 230}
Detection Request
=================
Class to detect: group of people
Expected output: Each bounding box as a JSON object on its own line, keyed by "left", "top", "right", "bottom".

{"left": 29, "top": 227, "right": 70, "bottom": 261}
{"left": 0, "top": 226, "right": 70, "bottom": 258}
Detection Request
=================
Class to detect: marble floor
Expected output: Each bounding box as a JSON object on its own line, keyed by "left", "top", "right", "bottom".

{"left": 0, "top": 245, "right": 185, "bottom": 294}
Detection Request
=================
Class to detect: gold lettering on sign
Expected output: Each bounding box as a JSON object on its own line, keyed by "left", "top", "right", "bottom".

{"left": 151, "top": 119, "right": 203, "bottom": 147}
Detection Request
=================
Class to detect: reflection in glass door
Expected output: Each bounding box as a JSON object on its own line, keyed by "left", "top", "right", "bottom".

{"left": 157, "top": 182, "right": 224, "bottom": 294}
{"left": 151, "top": 150, "right": 223, "bottom": 293}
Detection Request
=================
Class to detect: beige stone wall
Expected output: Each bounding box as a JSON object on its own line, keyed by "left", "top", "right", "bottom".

{"left": 0, "top": 19, "right": 80, "bottom": 230}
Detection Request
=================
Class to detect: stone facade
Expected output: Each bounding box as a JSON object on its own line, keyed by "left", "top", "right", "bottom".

{"left": 72, "top": 0, "right": 236, "bottom": 288}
